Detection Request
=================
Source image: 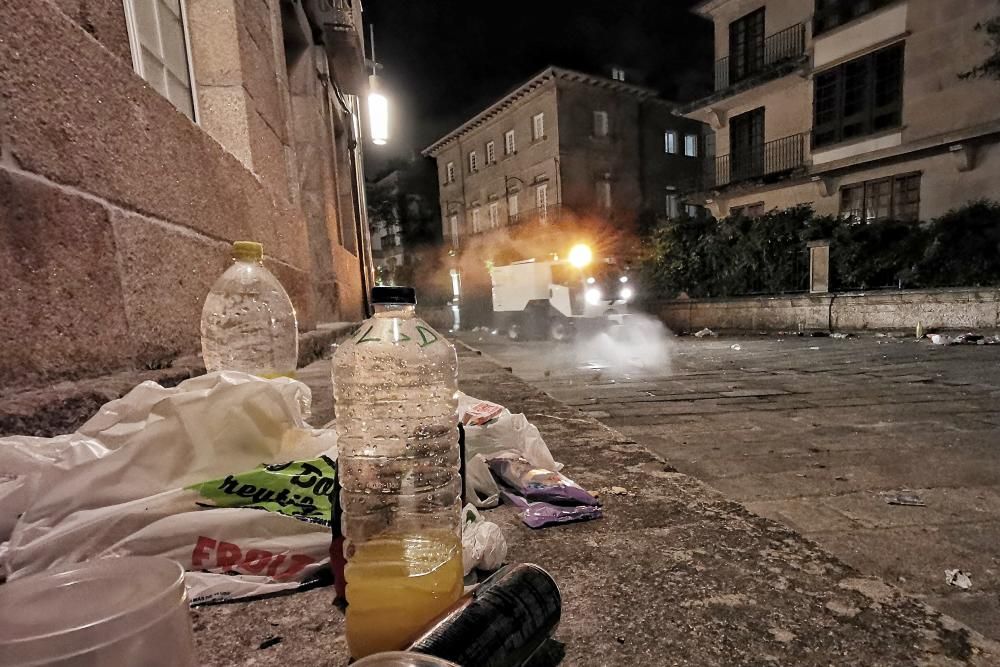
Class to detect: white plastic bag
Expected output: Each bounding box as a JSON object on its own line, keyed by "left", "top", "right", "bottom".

{"left": 461, "top": 504, "right": 506, "bottom": 574}
{"left": 2, "top": 372, "right": 337, "bottom": 604}
{"left": 457, "top": 393, "right": 560, "bottom": 508}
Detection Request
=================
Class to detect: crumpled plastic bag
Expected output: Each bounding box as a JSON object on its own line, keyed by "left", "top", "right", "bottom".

{"left": 461, "top": 504, "right": 506, "bottom": 574}
{"left": 2, "top": 371, "right": 337, "bottom": 604}
{"left": 457, "top": 392, "right": 560, "bottom": 509}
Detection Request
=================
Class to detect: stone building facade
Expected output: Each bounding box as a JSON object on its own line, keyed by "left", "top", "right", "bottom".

{"left": 423, "top": 67, "right": 706, "bottom": 249}
{"left": 1, "top": 0, "right": 372, "bottom": 390}
{"left": 685, "top": 0, "right": 1000, "bottom": 220}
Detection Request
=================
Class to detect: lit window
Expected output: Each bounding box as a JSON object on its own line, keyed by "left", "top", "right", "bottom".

{"left": 535, "top": 183, "right": 548, "bottom": 219}
{"left": 123, "top": 0, "right": 197, "bottom": 121}
{"left": 446, "top": 161, "right": 455, "bottom": 183}
{"left": 685, "top": 204, "right": 701, "bottom": 217}
{"left": 508, "top": 193, "right": 519, "bottom": 218}
{"left": 469, "top": 150, "right": 478, "bottom": 172}
{"left": 471, "top": 208, "right": 481, "bottom": 233}
{"left": 489, "top": 201, "right": 500, "bottom": 228}
{"left": 597, "top": 180, "right": 612, "bottom": 209}
{"left": 839, "top": 172, "right": 920, "bottom": 223}
{"left": 665, "top": 192, "right": 679, "bottom": 218}
{"left": 504, "top": 130, "right": 516, "bottom": 155}
{"left": 611, "top": 67, "right": 626, "bottom": 81}
{"left": 486, "top": 141, "right": 496, "bottom": 165}
{"left": 664, "top": 131, "right": 677, "bottom": 154}
{"left": 533, "top": 113, "right": 545, "bottom": 140}
{"left": 684, "top": 134, "right": 698, "bottom": 157}
{"left": 593, "top": 110, "right": 609, "bottom": 138}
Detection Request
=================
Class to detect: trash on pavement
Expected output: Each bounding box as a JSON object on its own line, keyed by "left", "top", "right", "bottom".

{"left": 407, "top": 563, "right": 561, "bottom": 667}
{"left": 945, "top": 569, "right": 973, "bottom": 590}
{"left": 461, "top": 505, "right": 507, "bottom": 575}
{"left": 830, "top": 332, "right": 853, "bottom": 339}
{"left": 694, "top": 328, "right": 717, "bottom": 338}
{"left": 488, "top": 457, "right": 598, "bottom": 506}
{"left": 808, "top": 346, "right": 821, "bottom": 350}
{"left": 1, "top": 372, "right": 337, "bottom": 604}
{"left": 730, "top": 344, "right": 742, "bottom": 351}
{"left": 953, "top": 333, "right": 984, "bottom": 344}
{"left": 930, "top": 334, "right": 952, "bottom": 345}
{"left": 882, "top": 491, "right": 927, "bottom": 507}
{"left": 457, "top": 392, "right": 561, "bottom": 508}
{"left": 600, "top": 486, "right": 632, "bottom": 496}
{"left": 501, "top": 491, "right": 603, "bottom": 529}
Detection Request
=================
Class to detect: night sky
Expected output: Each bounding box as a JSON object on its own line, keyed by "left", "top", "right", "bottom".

{"left": 361, "top": 1, "right": 713, "bottom": 171}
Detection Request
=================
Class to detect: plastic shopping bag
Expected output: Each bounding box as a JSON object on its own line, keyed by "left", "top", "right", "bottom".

{"left": 456, "top": 392, "right": 560, "bottom": 508}
{"left": 2, "top": 371, "right": 337, "bottom": 604}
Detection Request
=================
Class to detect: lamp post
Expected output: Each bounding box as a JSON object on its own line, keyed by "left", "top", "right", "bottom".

{"left": 367, "top": 24, "right": 388, "bottom": 146}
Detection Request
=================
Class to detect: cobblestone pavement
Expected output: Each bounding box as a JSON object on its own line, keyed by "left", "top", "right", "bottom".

{"left": 458, "top": 330, "right": 1000, "bottom": 641}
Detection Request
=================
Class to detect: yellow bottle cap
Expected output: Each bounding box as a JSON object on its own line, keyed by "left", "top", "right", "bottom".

{"left": 232, "top": 241, "right": 263, "bottom": 261}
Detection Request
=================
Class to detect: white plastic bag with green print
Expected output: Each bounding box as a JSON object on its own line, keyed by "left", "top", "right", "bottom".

{"left": 2, "top": 371, "right": 337, "bottom": 604}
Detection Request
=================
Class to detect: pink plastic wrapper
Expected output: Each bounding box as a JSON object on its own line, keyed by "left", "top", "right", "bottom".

{"left": 488, "top": 457, "right": 599, "bottom": 506}
{"left": 501, "top": 490, "right": 603, "bottom": 529}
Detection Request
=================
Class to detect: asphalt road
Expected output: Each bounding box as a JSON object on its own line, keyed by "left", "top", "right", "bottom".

{"left": 457, "top": 326, "right": 1000, "bottom": 641}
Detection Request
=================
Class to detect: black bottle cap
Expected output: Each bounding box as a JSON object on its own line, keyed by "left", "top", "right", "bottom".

{"left": 371, "top": 286, "right": 417, "bottom": 305}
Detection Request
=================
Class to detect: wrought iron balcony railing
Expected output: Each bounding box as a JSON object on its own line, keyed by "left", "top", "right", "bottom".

{"left": 711, "top": 133, "right": 806, "bottom": 188}
{"left": 713, "top": 23, "right": 806, "bottom": 92}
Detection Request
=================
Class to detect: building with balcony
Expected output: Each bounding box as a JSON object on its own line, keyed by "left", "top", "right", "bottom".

{"left": 422, "top": 67, "right": 706, "bottom": 251}
{"left": 685, "top": 0, "right": 1000, "bottom": 221}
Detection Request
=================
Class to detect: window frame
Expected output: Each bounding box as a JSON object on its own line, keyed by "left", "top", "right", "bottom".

{"left": 814, "top": 0, "right": 896, "bottom": 36}
{"left": 504, "top": 130, "right": 516, "bottom": 155}
{"left": 664, "top": 130, "right": 678, "bottom": 154}
{"left": 665, "top": 192, "right": 679, "bottom": 218}
{"left": 532, "top": 113, "right": 545, "bottom": 141}
{"left": 471, "top": 207, "right": 482, "bottom": 233}
{"left": 812, "top": 42, "right": 904, "bottom": 149}
{"left": 596, "top": 180, "right": 612, "bottom": 209}
{"left": 122, "top": 0, "right": 200, "bottom": 122}
{"left": 508, "top": 192, "right": 519, "bottom": 218}
{"left": 449, "top": 214, "right": 459, "bottom": 240}
{"left": 684, "top": 134, "right": 699, "bottom": 157}
{"left": 486, "top": 141, "right": 496, "bottom": 165}
{"left": 838, "top": 171, "right": 921, "bottom": 223}
{"left": 728, "top": 7, "right": 765, "bottom": 85}
{"left": 593, "top": 110, "right": 609, "bottom": 138}
{"left": 489, "top": 201, "right": 500, "bottom": 228}
{"left": 469, "top": 150, "right": 479, "bottom": 173}
{"left": 535, "top": 183, "right": 548, "bottom": 219}
{"left": 445, "top": 161, "right": 455, "bottom": 183}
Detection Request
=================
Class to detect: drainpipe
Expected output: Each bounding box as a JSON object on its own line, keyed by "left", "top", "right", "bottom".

{"left": 347, "top": 93, "right": 377, "bottom": 316}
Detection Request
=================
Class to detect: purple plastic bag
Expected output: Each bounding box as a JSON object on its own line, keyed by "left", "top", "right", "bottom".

{"left": 488, "top": 457, "right": 599, "bottom": 506}
{"left": 502, "top": 491, "right": 603, "bottom": 529}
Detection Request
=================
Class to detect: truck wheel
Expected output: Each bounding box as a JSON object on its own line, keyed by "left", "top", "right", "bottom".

{"left": 548, "top": 319, "right": 572, "bottom": 342}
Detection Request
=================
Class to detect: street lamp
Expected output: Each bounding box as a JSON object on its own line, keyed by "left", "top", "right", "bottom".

{"left": 367, "top": 25, "right": 388, "bottom": 145}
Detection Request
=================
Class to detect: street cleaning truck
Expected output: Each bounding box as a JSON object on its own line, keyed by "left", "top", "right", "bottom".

{"left": 490, "top": 243, "right": 634, "bottom": 341}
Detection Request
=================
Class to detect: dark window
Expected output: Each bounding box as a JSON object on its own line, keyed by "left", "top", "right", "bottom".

{"left": 730, "top": 107, "right": 765, "bottom": 181}
{"left": 814, "top": 0, "right": 896, "bottom": 36}
{"left": 839, "top": 172, "right": 921, "bottom": 223}
{"left": 729, "top": 8, "right": 765, "bottom": 84}
{"left": 813, "top": 43, "right": 903, "bottom": 148}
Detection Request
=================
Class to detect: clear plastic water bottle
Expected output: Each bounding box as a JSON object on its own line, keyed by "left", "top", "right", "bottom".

{"left": 200, "top": 241, "right": 298, "bottom": 378}
{"left": 333, "top": 287, "right": 462, "bottom": 659}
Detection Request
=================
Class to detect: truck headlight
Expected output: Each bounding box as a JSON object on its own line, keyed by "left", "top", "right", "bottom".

{"left": 585, "top": 287, "right": 602, "bottom": 305}
{"left": 620, "top": 286, "right": 633, "bottom": 301}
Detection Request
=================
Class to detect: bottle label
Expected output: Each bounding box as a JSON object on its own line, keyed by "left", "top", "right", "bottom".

{"left": 355, "top": 322, "right": 442, "bottom": 347}
{"left": 188, "top": 455, "right": 337, "bottom": 526}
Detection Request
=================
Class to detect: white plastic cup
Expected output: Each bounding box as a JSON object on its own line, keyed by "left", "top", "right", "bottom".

{"left": 0, "top": 556, "right": 196, "bottom": 666}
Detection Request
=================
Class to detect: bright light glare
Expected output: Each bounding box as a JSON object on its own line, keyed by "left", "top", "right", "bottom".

{"left": 586, "top": 276, "right": 596, "bottom": 284}
{"left": 568, "top": 243, "right": 593, "bottom": 269}
{"left": 620, "top": 286, "right": 634, "bottom": 301}
{"left": 368, "top": 90, "right": 389, "bottom": 145}
{"left": 585, "top": 287, "right": 602, "bottom": 305}
{"left": 619, "top": 275, "right": 629, "bottom": 283}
